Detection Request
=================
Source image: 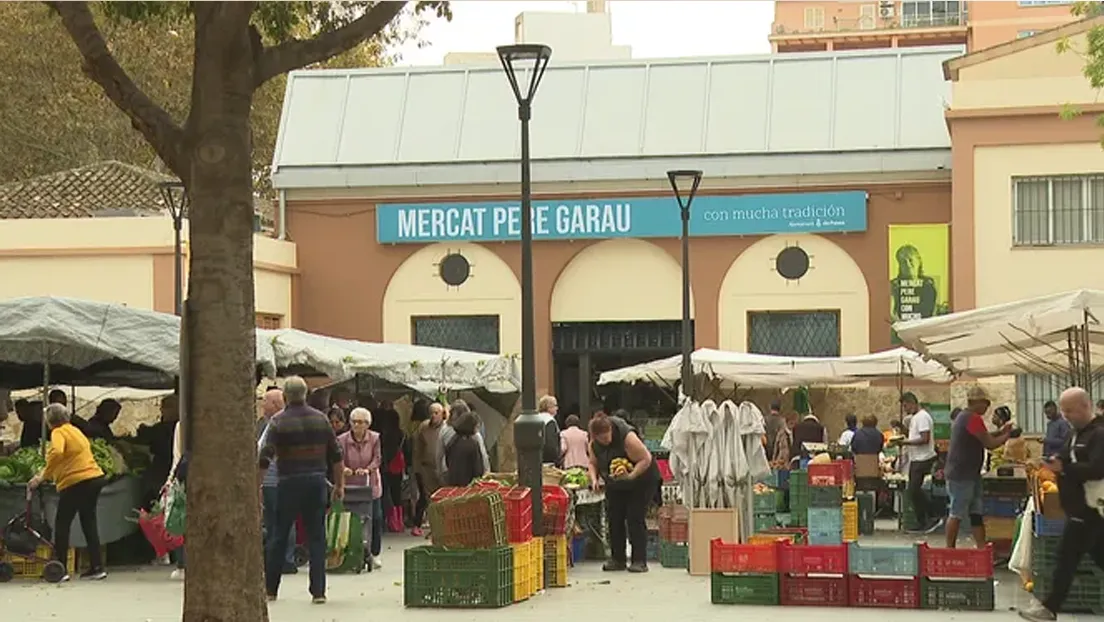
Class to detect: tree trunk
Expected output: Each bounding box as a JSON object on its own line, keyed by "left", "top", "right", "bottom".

{"left": 182, "top": 9, "right": 268, "bottom": 622}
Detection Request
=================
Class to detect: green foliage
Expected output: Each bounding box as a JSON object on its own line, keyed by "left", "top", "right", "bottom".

{"left": 1057, "top": 2, "right": 1104, "bottom": 145}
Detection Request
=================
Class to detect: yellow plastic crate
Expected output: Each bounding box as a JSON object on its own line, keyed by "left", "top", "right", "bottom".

{"left": 510, "top": 539, "right": 534, "bottom": 602}
{"left": 983, "top": 516, "right": 1016, "bottom": 541}
{"left": 529, "top": 536, "right": 543, "bottom": 593}
{"left": 4, "top": 544, "right": 92, "bottom": 579}
{"left": 842, "top": 500, "right": 859, "bottom": 542}
{"left": 542, "top": 535, "right": 568, "bottom": 588}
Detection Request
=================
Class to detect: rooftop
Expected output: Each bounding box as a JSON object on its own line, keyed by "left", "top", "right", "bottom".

{"left": 273, "top": 46, "right": 961, "bottom": 190}
{"left": 0, "top": 161, "right": 173, "bottom": 219}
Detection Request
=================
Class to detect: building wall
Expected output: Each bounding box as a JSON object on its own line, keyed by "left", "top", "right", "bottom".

{"left": 287, "top": 180, "right": 950, "bottom": 390}
{"left": 968, "top": 1, "right": 1078, "bottom": 50}
{"left": 952, "top": 31, "right": 1092, "bottom": 109}
{"left": 0, "top": 216, "right": 297, "bottom": 323}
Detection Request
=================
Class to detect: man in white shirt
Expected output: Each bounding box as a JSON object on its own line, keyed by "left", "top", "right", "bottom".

{"left": 896, "top": 392, "right": 940, "bottom": 533}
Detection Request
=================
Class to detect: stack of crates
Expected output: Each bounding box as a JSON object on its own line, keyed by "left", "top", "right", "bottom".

{"left": 855, "top": 491, "right": 877, "bottom": 536}
{"left": 777, "top": 540, "right": 849, "bottom": 607}
{"left": 542, "top": 485, "right": 571, "bottom": 588}
{"left": 1032, "top": 511, "right": 1104, "bottom": 613}
{"left": 807, "top": 460, "right": 851, "bottom": 545}
{"left": 918, "top": 543, "right": 995, "bottom": 611}
{"left": 658, "top": 504, "right": 690, "bottom": 569}
{"left": 709, "top": 538, "right": 781, "bottom": 605}
{"left": 789, "top": 470, "right": 809, "bottom": 527}
{"left": 841, "top": 500, "right": 859, "bottom": 542}
{"left": 848, "top": 542, "right": 921, "bottom": 608}
{"left": 753, "top": 486, "right": 779, "bottom": 533}
{"left": 981, "top": 477, "right": 1028, "bottom": 557}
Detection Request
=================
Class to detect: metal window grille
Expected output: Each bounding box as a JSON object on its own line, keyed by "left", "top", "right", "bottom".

{"left": 1013, "top": 175, "right": 1104, "bottom": 246}
{"left": 1016, "top": 374, "right": 1104, "bottom": 434}
{"left": 255, "top": 313, "right": 283, "bottom": 329}
{"left": 411, "top": 315, "right": 500, "bottom": 354}
{"left": 747, "top": 310, "right": 841, "bottom": 357}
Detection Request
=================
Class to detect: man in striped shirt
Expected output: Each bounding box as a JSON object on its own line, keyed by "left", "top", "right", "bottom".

{"left": 259, "top": 376, "right": 344, "bottom": 604}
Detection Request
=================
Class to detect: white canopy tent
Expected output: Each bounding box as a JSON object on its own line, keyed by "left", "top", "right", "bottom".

{"left": 597, "top": 347, "right": 951, "bottom": 388}
{"left": 893, "top": 289, "right": 1104, "bottom": 381}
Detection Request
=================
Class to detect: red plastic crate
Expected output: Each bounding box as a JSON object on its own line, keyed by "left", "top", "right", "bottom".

{"left": 848, "top": 576, "right": 920, "bottom": 609}
{"left": 808, "top": 460, "right": 854, "bottom": 487}
{"left": 659, "top": 505, "right": 690, "bottom": 543}
{"left": 918, "top": 542, "right": 993, "bottom": 579}
{"left": 780, "top": 573, "right": 850, "bottom": 607}
{"left": 541, "top": 485, "right": 570, "bottom": 535}
{"left": 657, "top": 459, "right": 674, "bottom": 482}
{"left": 710, "top": 538, "right": 779, "bottom": 573}
{"left": 778, "top": 541, "right": 848, "bottom": 575}
{"left": 760, "top": 527, "right": 809, "bottom": 545}
{"left": 430, "top": 486, "right": 469, "bottom": 502}
{"left": 502, "top": 486, "right": 534, "bottom": 543}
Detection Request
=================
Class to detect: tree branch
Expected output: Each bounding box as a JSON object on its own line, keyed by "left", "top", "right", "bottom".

{"left": 45, "top": 1, "right": 187, "bottom": 178}
{"left": 254, "top": 1, "right": 407, "bottom": 87}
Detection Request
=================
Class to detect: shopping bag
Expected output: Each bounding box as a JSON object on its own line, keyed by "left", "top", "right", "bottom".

{"left": 164, "top": 480, "right": 187, "bottom": 537}
{"left": 324, "top": 501, "right": 364, "bottom": 573}
{"left": 138, "top": 507, "right": 184, "bottom": 557}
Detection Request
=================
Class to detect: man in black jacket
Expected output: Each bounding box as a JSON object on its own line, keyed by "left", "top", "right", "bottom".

{"left": 1020, "top": 387, "right": 1104, "bottom": 622}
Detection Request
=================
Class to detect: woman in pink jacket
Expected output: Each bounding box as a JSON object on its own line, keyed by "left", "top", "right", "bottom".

{"left": 339, "top": 408, "right": 383, "bottom": 570}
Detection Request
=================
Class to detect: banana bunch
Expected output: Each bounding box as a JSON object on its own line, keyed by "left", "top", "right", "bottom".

{"left": 610, "top": 457, "right": 633, "bottom": 477}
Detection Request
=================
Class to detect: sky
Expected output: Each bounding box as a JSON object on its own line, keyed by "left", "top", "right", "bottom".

{"left": 395, "top": 1, "right": 775, "bottom": 66}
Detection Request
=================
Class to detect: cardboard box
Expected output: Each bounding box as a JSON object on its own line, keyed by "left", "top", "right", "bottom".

{"left": 854, "top": 454, "right": 880, "bottom": 479}
{"left": 687, "top": 508, "right": 740, "bottom": 576}
{"left": 1030, "top": 471, "right": 1065, "bottom": 519}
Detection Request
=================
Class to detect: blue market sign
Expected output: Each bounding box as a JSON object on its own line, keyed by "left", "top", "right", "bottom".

{"left": 376, "top": 190, "right": 867, "bottom": 243}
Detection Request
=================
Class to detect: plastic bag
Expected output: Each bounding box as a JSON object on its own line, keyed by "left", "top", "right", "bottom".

{"left": 164, "top": 480, "right": 187, "bottom": 537}
{"left": 138, "top": 507, "right": 184, "bottom": 557}
{"left": 325, "top": 501, "right": 364, "bottom": 572}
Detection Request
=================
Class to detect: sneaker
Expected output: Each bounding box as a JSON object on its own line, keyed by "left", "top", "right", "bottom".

{"left": 925, "top": 518, "right": 945, "bottom": 534}
{"left": 170, "top": 569, "right": 185, "bottom": 581}
{"left": 602, "top": 560, "right": 627, "bottom": 571}
{"left": 266, "top": 594, "right": 277, "bottom": 602}
{"left": 371, "top": 557, "right": 382, "bottom": 570}
{"left": 58, "top": 574, "right": 71, "bottom": 583}
{"left": 311, "top": 595, "right": 327, "bottom": 604}
{"left": 1019, "top": 602, "right": 1057, "bottom": 622}
{"left": 281, "top": 564, "right": 298, "bottom": 575}
{"left": 80, "top": 568, "right": 108, "bottom": 581}
{"left": 411, "top": 527, "right": 424, "bottom": 537}
{"left": 627, "top": 562, "right": 649, "bottom": 573}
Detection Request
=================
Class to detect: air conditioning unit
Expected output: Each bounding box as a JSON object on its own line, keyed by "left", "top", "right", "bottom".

{"left": 879, "top": 5, "right": 895, "bottom": 19}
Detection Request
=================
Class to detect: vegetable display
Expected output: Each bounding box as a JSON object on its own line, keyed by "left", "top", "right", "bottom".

{"left": 0, "top": 438, "right": 130, "bottom": 485}
{"left": 559, "top": 467, "right": 589, "bottom": 489}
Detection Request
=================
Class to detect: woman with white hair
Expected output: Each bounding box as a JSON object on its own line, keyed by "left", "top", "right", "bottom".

{"left": 27, "top": 403, "right": 107, "bottom": 581}
{"left": 338, "top": 407, "right": 383, "bottom": 570}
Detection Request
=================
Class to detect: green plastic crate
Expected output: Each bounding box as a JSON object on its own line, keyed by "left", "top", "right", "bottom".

{"left": 711, "top": 572, "right": 779, "bottom": 605}
{"left": 776, "top": 489, "right": 788, "bottom": 512}
{"left": 933, "top": 422, "right": 951, "bottom": 441}
{"left": 753, "top": 492, "right": 777, "bottom": 513}
{"left": 659, "top": 540, "right": 689, "bottom": 569}
{"left": 1034, "top": 572, "right": 1104, "bottom": 614}
{"left": 403, "top": 546, "right": 513, "bottom": 608}
{"left": 753, "top": 513, "right": 776, "bottom": 532}
{"left": 1033, "top": 536, "right": 1103, "bottom": 576}
{"left": 921, "top": 578, "right": 995, "bottom": 611}
{"left": 808, "top": 486, "right": 843, "bottom": 508}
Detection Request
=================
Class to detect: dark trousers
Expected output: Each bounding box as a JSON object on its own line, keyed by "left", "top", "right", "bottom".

{"left": 261, "top": 486, "right": 297, "bottom": 566}
{"left": 266, "top": 475, "right": 327, "bottom": 598}
{"left": 605, "top": 480, "right": 652, "bottom": 565}
{"left": 413, "top": 473, "right": 430, "bottom": 526}
{"left": 364, "top": 498, "right": 384, "bottom": 557}
{"left": 1043, "top": 514, "right": 1104, "bottom": 612}
{"left": 907, "top": 457, "right": 937, "bottom": 526}
{"left": 171, "top": 546, "right": 185, "bottom": 569}
{"left": 54, "top": 476, "right": 105, "bottom": 571}
{"left": 382, "top": 472, "right": 402, "bottom": 513}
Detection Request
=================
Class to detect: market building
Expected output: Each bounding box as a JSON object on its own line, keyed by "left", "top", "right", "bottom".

{"left": 943, "top": 16, "right": 1104, "bottom": 427}
{"left": 272, "top": 45, "right": 960, "bottom": 418}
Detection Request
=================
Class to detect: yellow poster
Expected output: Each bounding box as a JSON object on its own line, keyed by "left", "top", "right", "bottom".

{"left": 889, "top": 224, "right": 950, "bottom": 335}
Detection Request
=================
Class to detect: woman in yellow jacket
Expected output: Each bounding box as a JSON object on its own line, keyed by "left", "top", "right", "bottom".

{"left": 28, "top": 403, "right": 107, "bottom": 581}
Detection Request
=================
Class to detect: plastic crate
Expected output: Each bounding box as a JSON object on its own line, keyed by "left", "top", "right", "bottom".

{"left": 659, "top": 540, "right": 689, "bottom": 569}
{"left": 1034, "top": 571, "right": 1104, "bottom": 613}
{"left": 541, "top": 486, "right": 570, "bottom": 536}
{"left": 658, "top": 504, "right": 690, "bottom": 543}
{"left": 542, "top": 534, "right": 568, "bottom": 588}
{"left": 982, "top": 516, "right": 1016, "bottom": 541}
{"left": 790, "top": 469, "right": 808, "bottom": 489}
{"left": 842, "top": 500, "right": 858, "bottom": 542}
{"left": 808, "top": 460, "right": 853, "bottom": 487}
{"left": 982, "top": 496, "right": 1022, "bottom": 518}
{"left": 710, "top": 538, "right": 779, "bottom": 573}
{"left": 780, "top": 573, "right": 849, "bottom": 607}
{"left": 848, "top": 542, "right": 919, "bottom": 577}
{"left": 808, "top": 530, "right": 842, "bottom": 546}
{"left": 1032, "top": 535, "right": 1102, "bottom": 576}
{"left": 920, "top": 578, "right": 995, "bottom": 611}
{"left": 753, "top": 513, "right": 776, "bottom": 533}
{"left": 981, "top": 477, "right": 1028, "bottom": 498}
{"left": 403, "top": 546, "right": 513, "bottom": 608}
{"left": 849, "top": 576, "right": 921, "bottom": 608}
{"left": 754, "top": 491, "right": 778, "bottom": 513}
{"left": 1033, "top": 513, "right": 1065, "bottom": 537}
{"left": 918, "top": 542, "right": 993, "bottom": 579}
{"left": 427, "top": 490, "right": 508, "bottom": 549}
{"left": 933, "top": 422, "right": 951, "bottom": 441}
{"left": 570, "top": 534, "right": 586, "bottom": 565}
{"left": 510, "top": 540, "right": 536, "bottom": 602}
{"left": 6, "top": 544, "right": 79, "bottom": 579}
{"left": 807, "top": 507, "right": 842, "bottom": 534}
{"left": 778, "top": 541, "right": 848, "bottom": 575}
{"left": 500, "top": 486, "right": 533, "bottom": 543}
{"left": 711, "top": 572, "right": 780, "bottom": 605}
{"left": 808, "top": 486, "right": 843, "bottom": 508}
{"left": 646, "top": 529, "right": 660, "bottom": 561}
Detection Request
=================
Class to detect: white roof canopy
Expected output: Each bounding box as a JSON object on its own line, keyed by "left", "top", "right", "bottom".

{"left": 597, "top": 347, "right": 951, "bottom": 389}
{"left": 893, "top": 289, "right": 1104, "bottom": 378}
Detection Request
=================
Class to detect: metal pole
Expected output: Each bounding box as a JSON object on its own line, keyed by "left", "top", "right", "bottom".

{"left": 680, "top": 205, "right": 692, "bottom": 399}
{"left": 173, "top": 215, "right": 183, "bottom": 316}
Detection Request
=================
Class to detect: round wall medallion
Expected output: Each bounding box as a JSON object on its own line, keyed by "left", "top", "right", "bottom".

{"left": 439, "top": 253, "right": 471, "bottom": 286}
{"left": 776, "top": 246, "right": 810, "bottom": 280}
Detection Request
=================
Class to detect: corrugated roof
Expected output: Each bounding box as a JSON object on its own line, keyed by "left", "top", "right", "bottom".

{"left": 0, "top": 161, "right": 173, "bottom": 219}
{"left": 273, "top": 45, "right": 961, "bottom": 176}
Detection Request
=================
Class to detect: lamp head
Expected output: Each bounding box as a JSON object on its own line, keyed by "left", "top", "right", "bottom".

{"left": 497, "top": 44, "right": 552, "bottom": 111}
{"left": 667, "top": 170, "right": 703, "bottom": 211}
{"left": 157, "top": 180, "right": 188, "bottom": 220}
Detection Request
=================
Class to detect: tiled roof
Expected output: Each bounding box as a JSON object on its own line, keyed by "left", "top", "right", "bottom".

{"left": 0, "top": 161, "right": 176, "bottom": 219}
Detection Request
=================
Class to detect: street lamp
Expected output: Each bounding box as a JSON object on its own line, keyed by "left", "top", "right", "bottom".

{"left": 158, "top": 180, "right": 188, "bottom": 316}
{"left": 498, "top": 43, "right": 552, "bottom": 536}
{"left": 667, "top": 170, "right": 702, "bottom": 403}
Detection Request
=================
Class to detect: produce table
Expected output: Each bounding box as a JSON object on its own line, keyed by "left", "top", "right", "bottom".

{"left": 0, "top": 475, "right": 141, "bottom": 547}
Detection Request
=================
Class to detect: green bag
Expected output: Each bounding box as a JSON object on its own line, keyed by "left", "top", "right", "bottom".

{"left": 325, "top": 501, "right": 364, "bottom": 573}
{"left": 164, "top": 481, "right": 187, "bottom": 537}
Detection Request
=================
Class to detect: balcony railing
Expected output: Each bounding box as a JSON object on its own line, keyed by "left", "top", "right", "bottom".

{"left": 773, "top": 10, "right": 967, "bottom": 36}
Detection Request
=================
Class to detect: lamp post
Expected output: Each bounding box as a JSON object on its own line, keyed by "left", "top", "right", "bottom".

{"left": 158, "top": 180, "right": 188, "bottom": 316}
{"left": 498, "top": 43, "right": 552, "bottom": 536}
{"left": 667, "top": 170, "right": 702, "bottom": 402}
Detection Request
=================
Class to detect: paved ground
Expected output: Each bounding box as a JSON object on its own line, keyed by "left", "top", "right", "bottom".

{"left": 0, "top": 532, "right": 1085, "bottom": 622}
